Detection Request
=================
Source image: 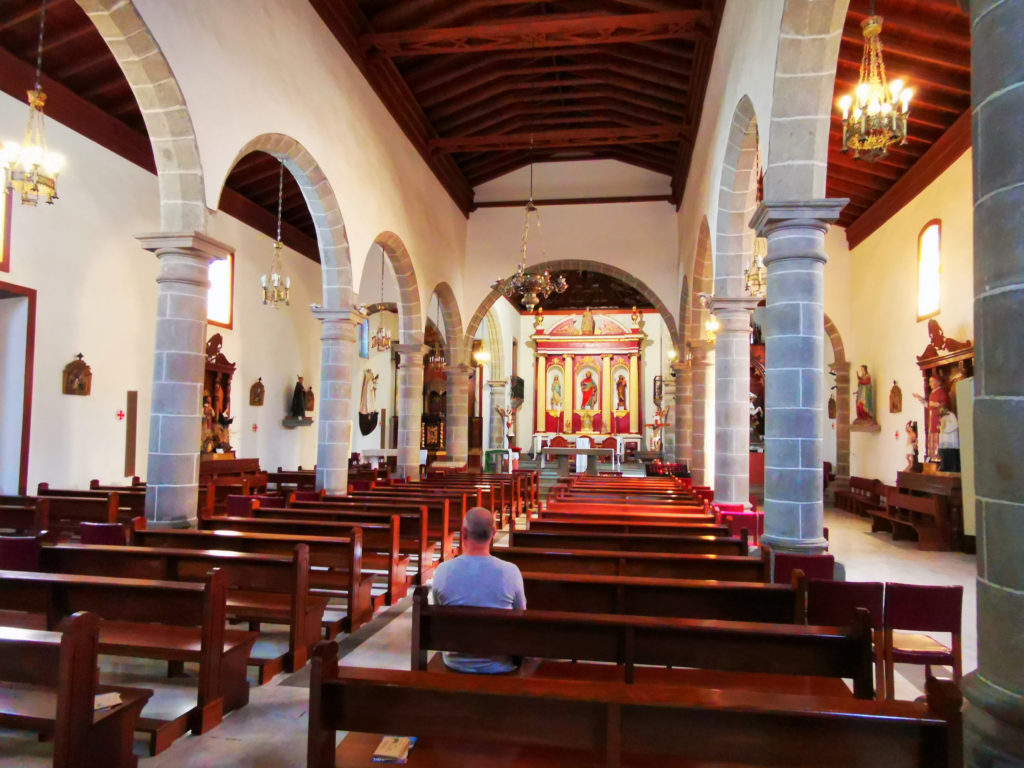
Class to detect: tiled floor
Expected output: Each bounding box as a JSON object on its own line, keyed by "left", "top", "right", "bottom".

{"left": 0, "top": 505, "right": 978, "bottom": 767}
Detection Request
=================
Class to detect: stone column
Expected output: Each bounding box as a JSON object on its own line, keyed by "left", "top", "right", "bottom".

{"left": 963, "top": 1, "right": 1024, "bottom": 760}
{"left": 690, "top": 341, "right": 710, "bottom": 486}
{"left": 445, "top": 364, "right": 472, "bottom": 465}
{"left": 662, "top": 374, "right": 677, "bottom": 459}
{"left": 313, "top": 308, "right": 359, "bottom": 494}
{"left": 137, "top": 231, "right": 232, "bottom": 527}
{"left": 752, "top": 200, "right": 845, "bottom": 554}
{"left": 711, "top": 296, "right": 759, "bottom": 507}
{"left": 393, "top": 343, "right": 426, "bottom": 479}
{"left": 831, "top": 359, "right": 851, "bottom": 501}
{"left": 488, "top": 380, "right": 506, "bottom": 449}
{"left": 673, "top": 360, "right": 690, "bottom": 467}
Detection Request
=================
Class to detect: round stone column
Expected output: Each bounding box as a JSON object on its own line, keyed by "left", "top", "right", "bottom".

{"left": 689, "top": 341, "right": 711, "bottom": 486}
{"left": 963, "top": 0, "right": 1024, "bottom": 760}
{"left": 137, "top": 231, "right": 233, "bottom": 528}
{"left": 752, "top": 200, "right": 845, "bottom": 553}
{"left": 313, "top": 308, "right": 359, "bottom": 494}
{"left": 673, "top": 360, "right": 690, "bottom": 467}
{"left": 445, "top": 364, "right": 472, "bottom": 465}
{"left": 711, "top": 296, "right": 759, "bottom": 507}
{"left": 487, "top": 380, "right": 507, "bottom": 449}
{"left": 661, "top": 374, "right": 676, "bottom": 459}
{"left": 393, "top": 343, "right": 426, "bottom": 479}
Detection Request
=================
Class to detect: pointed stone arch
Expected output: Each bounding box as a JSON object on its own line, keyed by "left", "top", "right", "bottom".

{"left": 715, "top": 96, "right": 759, "bottom": 296}
{"left": 373, "top": 233, "right": 423, "bottom": 345}
{"left": 824, "top": 313, "right": 850, "bottom": 498}
{"left": 428, "top": 281, "right": 465, "bottom": 364}
{"left": 482, "top": 307, "right": 505, "bottom": 380}
{"left": 685, "top": 216, "right": 714, "bottom": 345}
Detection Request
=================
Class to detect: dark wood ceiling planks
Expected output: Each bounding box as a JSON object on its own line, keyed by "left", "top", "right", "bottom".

{"left": 309, "top": 0, "right": 726, "bottom": 212}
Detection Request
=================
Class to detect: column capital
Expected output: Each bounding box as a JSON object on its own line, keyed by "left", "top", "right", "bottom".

{"left": 136, "top": 230, "right": 233, "bottom": 261}
{"left": 487, "top": 379, "right": 506, "bottom": 390}
{"left": 394, "top": 342, "right": 428, "bottom": 361}
{"left": 830, "top": 360, "right": 851, "bottom": 375}
{"left": 749, "top": 199, "right": 849, "bottom": 237}
{"left": 710, "top": 295, "right": 760, "bottom": 317}
{"left": 671, "top": 361, "right": 687, "bottom": 376}
{"left": 445, "top": 363, "right": 474, "bottom": 379}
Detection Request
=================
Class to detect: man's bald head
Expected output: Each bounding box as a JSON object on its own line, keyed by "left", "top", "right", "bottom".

{"left": 463, "top": 507, "right": 495, "bottom": 544}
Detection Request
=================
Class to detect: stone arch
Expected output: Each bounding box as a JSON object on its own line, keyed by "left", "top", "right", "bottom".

{"left": 482, "top": 307, "right": 505, "bottom": 380}
{"left": 428, "top": 282, "right": 465, "bottom": 365}
{"left": 373, "top": 233, "right": 423, "bottom": 345}
{"left": 225, "top": 135, "right": 353, "bottom": 309}
{"left": 764, "top": 0, "right": 850, "bottom": 201}
{"left": 77, "top": 0, "right": 206, "bottom": 232}
{"left": 686, "top": 216, "right": 714, "bottom": 345}
{"left": 463, "top": 259, "right": 680, "bottom": 364}
{"left": 824, "top": 313, "right": 851, "bottom": 496}
{"left": 715, "top": 96, "right": 759, "bottom": 296}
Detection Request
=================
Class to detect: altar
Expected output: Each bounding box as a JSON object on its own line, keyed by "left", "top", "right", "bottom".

{"left": 545, "top": 447, "right": 616, "bottom": 477}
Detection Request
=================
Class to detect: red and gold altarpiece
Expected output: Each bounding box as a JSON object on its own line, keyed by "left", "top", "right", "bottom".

{"left": 531, "top": 311, "right": 645, "bottom": 436}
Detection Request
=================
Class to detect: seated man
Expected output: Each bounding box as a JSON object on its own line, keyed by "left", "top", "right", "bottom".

{"left": 430, "top": 506, "right": 526, "bottom": 674}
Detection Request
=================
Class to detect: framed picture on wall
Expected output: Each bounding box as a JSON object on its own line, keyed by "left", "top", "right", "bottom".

{"left": 358, "top": 318, "right": 370, "bottom": 359}
{"left": 0, "top": 186, "right": 12, "bottom": 273}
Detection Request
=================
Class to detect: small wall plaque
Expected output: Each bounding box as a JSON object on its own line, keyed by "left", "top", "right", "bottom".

{"left": 62, "top": 353, "right": 92, "bottom": 396}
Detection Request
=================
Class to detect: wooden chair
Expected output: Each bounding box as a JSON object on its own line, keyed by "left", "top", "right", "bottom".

{"left": 79, "top": 522, "right": 127, "bottom": 545}
{"left": 773, "top": 552, "right": 835, "bottom": 584}
{"left": 0, "top": 534, "right": 41, "bottom": 570}
{"left": 883, "top": 582, "right": 963, "bottom": 700}
{"left": 808, "top": 579, "right": 885, "bottom": 698}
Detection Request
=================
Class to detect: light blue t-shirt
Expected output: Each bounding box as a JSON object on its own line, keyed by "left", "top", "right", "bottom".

{"left": 430, "top": 554, "right": 526, "bottom": 674}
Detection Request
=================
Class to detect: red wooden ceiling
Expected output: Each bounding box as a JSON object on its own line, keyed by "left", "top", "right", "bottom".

{"left": 309, "top": 0, "right": 726, "bottom": 211}
{"left": 826, "top": 0, "right": 971, "bottom": 231}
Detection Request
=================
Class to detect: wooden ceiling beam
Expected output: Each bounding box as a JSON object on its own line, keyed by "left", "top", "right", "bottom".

{"left": 361, "top": 10, "right": 712, "bottom": 56}
{"left": 0, "top": 0, "right": 72, "bottom": 34}
{"left": 466, "top": 152, "right": 570, "bottom": 186}
{"left": 40, "top": 23, "right": 95, "bottom": 53}
{"left": 833, "top": 76, "right": 966, "bottom": 115}
{"left": 846, "top": 6, "right": 969, "bottom": 44}
{"left": 835, "top": 59, "right": 969, "bottom": 99}
{"left": 218, "top": 187, "right": 320, "bottom": 262}
{"left": 601, "top": 148, "right": 672, "bottom": 176}
{"left": 427, "top": 76, "right": 607, "bottom": 122}
{"left": 840, "top": 27, "right": 969, "bottom": 73}
{"left": 369, "top": 0, "right": 544, "bottom": 32}
{"left": 471, "top": 193, "right": 673, "bottom": 210}
{"left": 826, "top": 166, "right": 896, "bottom": 193}
{"left": 51, "top": 49, "right": 111, "bottom": 80}
{"left": 462, "top": 112, "right": 640, "bottom": 139}
{"left": 827, "top": 148, "right": 910, "bottom": 180}
{"left": 431, "top": 124, "right": 686, "bottom": 153}
{"left": 453, "top": 99, "right": 664, "bottom": 137}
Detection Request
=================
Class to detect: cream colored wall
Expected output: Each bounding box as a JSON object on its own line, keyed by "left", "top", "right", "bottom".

{"left": 134, "top": 0, "right": 468, "bottom": 320}
{"left": 474, "top": 160, "right": 671, "bottom": 203}
{"left": 0, "top": 91, "right": 323, "bottom": 488}
{"left": 843, "top": 151, "right": 974, "bottom": 483}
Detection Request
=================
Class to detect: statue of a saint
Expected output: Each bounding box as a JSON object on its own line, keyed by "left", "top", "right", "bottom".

{"left": 304, "top": 386, "right": 315, "bottom": 412}
{"left": 495, "top": 404, "right": 516, "bottom": 446}
{"left": 201, "top": 394, "right": 217, "bottom": 453}
{"left": 905, "top": 420, "right": 921, "bottom": 471}
{"left": 853, "top": 365, "right": 878, "bottom": 426}
{"left": 581, "top": 307, "right": 596, "bottom": 335}
{"left": 889, "top": 381, "right": 903, "bottom": 413}
{"left": 549, "top": 375, "right": 562, "bottom": 410}
{"left": 615, "top": 374, "right": 627, "bottom": 410}
{"left": 358, "top": 369, "right": 380, "bottom": 436}
{"left": 914, "top": 375, "right": 951, "bottom": 461}
{"left": 213, "top": 381, "right": 225, "bottom": 418}
{"left": 580, "top": 371, "right": 598, "bottom": 409}
{"left": 290, "top": 376, "right": 307, "bottom": 418}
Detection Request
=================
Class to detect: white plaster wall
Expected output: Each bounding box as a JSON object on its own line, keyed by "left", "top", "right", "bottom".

{"left": 845, "top": 152, "right": 974, "bottom": 483}
{"left": 0, "top": 297, "right": 28, "bottom": 494}
{"left": 474, "top": 160, "right": 671, "bottom": 203}
{"left": 463, "top": 202, "right": 679, "bottom": 327}
{"left": 134, "top": 0, "right": 469, "bottom": 322}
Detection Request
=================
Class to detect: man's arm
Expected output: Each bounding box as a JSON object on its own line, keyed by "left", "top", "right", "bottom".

{"left": 510, "top": 565, "right": 526, "bottom": 610}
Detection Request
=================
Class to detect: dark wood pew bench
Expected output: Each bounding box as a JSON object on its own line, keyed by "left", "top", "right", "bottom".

{"left": 38, "top": 483, "right": 145, "bottom": 518}
{"left": 494, "top": 546, "right": 770, "bottom": 582}
{"left": 412, "top": 587, "right": 872, "bottom": 697}
{"left": 509, "top": 527, "right": 750, "bottom": 555}
{"left": 1, "top": 494, "right": 118, "bottom": 539}
{"left": 0, "top": 498, "right": 49, "bottom": 535}
{"left": 0, "top": 612, "right": 152, "bottom": 768}
{"left": 835, "top": 476, "right": 885, "bottom": 517}
{"left": 873, "top": 487, "right": 952, "bottom": 551}
{"left": 525, "top": 518, "right": 730, "bottom": 537}
{"left": 130, "top": 523, "right": 372, "bottom": 638}
{"left": 199, "top": 513, "right": 407, "bottom": 606}
{"left": 342, "top": 490, "right": 466, "bottom": 551}
{"left": 308, "top": 657, "right": 962, "bottom": 768}
{"left": 37, "top": 542, "right": 325, "bottom": 681}
{"left": 540, "top": 506, "right": 712, "bottom": 522}
{"left": 0, "top": 568, "right": 256, "bottom": 755}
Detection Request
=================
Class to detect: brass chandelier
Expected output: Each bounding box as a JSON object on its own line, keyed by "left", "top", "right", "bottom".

{"left": 744, "top": 236, "right": 767, "bottom": 299}
{"left": 259, "top": 159, "right": 291, "bottom": 307}
{"left": 1, "top": 0, "right": 64, "bottom": 206}
{"left": 369, "top": 250, "right": 392, "bottom": 353}
{"left": 491, "top": 147, "right": 567, "bottom": 312}
{"left": 837, "top": 1, "right": 913, "bottom": 161}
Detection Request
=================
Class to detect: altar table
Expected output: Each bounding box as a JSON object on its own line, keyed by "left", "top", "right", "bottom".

{"left": 544, "top": 448, "right": 615, "bottom": 477}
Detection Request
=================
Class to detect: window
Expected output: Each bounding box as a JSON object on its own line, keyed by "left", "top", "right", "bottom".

{"left": 917, "top": 220, "right": 941, "bottom": 321}
{"left": 207, "top": 252, "right": 234, "bottom": 328}
{"left": 358, "top": 317, "right": 370, "bottom": 359}
{"left": 0, "top": 187, "right": 11, "bottom": 273}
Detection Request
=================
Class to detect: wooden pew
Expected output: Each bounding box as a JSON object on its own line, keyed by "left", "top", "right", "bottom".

{"left": 510, "top": 528, "right": 750, "bottom": 555}
{"left": 541, "top": 505, "right": 711, "bottom": 521}
{"left": 0, "top": 612, "right": 152, "bottom": 768}
{"left": 519, "top": 571, "right": 806, "bottom": 623}
{"left": 525, "top": 518, "right": 730, "bottom": 537}
{"left": 873, "top": 487, "right": 952, "bottom": 551}
{"left": 494, "top": 546, "right": 770, "bottom": 582}
{"left": 0, "top": 568, "right": 257, "bottom": 754}
{"left": 130, "top": 523, "right": 372, "bottom": 637}
{"left": 309, "top": 658, "right": 962, "bottom": 768}
{"left": 0, "top": 494, "right": 118, "bottom": 539}
{"left": 268, "top": 470, "right": 317, "bottom": 491}
{"left": 38, "top": 483, "right": 145, "bottom": 518}
{"left": 411, "top": 587, "right": 872, "bottom": 697}
{"left": 835, "top": 476, "right": 885, "bottom": 517}
{"left": 38, "top": 542, "right": 326, "bottom": 680}
{"left": 89, "top": 476, "right": 144, "bottom": 491}
{"left": 199, "top": 513, "right": 408, "bottom": 605}
{"left": 0, "top": 498, "right": 49, "bottom": 535}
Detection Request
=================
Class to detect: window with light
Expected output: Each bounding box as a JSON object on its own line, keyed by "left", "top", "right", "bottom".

{"left": 917, "top": 221, "right": 941, "bottom": 321}
{"left": 207, "top": 252, "right": 234, "bottom": 328}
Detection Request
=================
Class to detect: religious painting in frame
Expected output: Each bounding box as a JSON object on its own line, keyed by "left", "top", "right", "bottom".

{"left": 0, "top": 186, "right": 12, "bottom": 273}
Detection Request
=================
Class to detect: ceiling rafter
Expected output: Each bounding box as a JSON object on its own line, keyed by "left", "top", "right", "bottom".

{"left": 429, "top": 124, "right": 686, "bottom": 153}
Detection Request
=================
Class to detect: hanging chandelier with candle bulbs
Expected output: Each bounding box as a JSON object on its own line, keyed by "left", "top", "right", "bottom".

{"left": 491, "top": 143, "right": 567, "bottom": 312}
{"left": 1, "top": 0, "right": 64, "bottom": 206}
{"left": 837, "top": 1, "right": 912, "bottom": 161}
{"left": 259, "top": 159, "right": 291, "bottom": 307}
{"left": 744, "top": 235, "right": 767, "bottom": 299}
{"left": 369, "top": 250, "right": 392, "bottom": 353}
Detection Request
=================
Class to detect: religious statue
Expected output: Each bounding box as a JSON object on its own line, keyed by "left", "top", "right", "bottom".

{"left": 290, "top": 376, "right": 307, "bottom": 419}
{"left": 749, "top": 392, "right": 764, "bottom": 443}
{"left": 913, "top": 375, "right": 950, "bottom": 461}
{"left": 304, "top": 386, "right": 315, "bottom": 412}
{"left": 201, "top": 395, "right": 217, "bottom": 453}
{"left": 62, "top": 353, "right": 92, "bottom": 396}
{"left": 549, "top": 374, "right": 562, "bottom": 410}
{"left": 630, "top": 306, "right": 640, "bottom": 329}
{"left": 889, "top": 381, "right": 902, "bottom": 413}
{"left": 213, "top": 380, "right": 225, "bottom": 419}
{"left": 580, "top": 371, "right": 598, "bottom": 409}
{"left": 534, "top": 308, "right": 544, "bottom": 330}
{"left": 853, "top": 364, "right": 878, "bottom": 427}
{"left": 358, "top": 369, "right": 380, "bottom": 435}
{"left": 918, "top": 318, "right": 972, "bottom": 361}
{"left": 905, "top": 420, "right": 921, "bottom": 472}
{"left": 495, "top": 404, "right": 516, "bottom": 447}
{"left": 615, "top": 374, "right": 627, "bottom": 410}
{"left": 938, "top": 407, "right": 961, "bottom": 472}
{"left": 249, "top": 378, "right": 265, "bottom": 407}
{"left": 828, "top": 388, "right": 837, "bottom": 420}
{"left": 648, "top": 405, "right": 670, "bottom": 451}
{"left": 581, "top": 307, "right": 596, "bottom": 335}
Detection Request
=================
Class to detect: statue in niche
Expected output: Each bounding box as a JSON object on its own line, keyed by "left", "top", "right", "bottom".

{"left": 905, "top": 420, "right": 922, "bottom": 472}
{"left": 918, "top": 318, "right": 972, "bottom": 361}
{"left": 201, "top": 395, "right": 217, "bottom": 453}
{"left": 358, "top": 369, "right": 380, "bottom": 436}
{"left": 495, "top": 404, "right": 516, "bottom": 447}
{"left": 749, "top": 392, "right": 764, "bottom": 443}
{"left": 616, "top": 374, "right": 627, "bottom": 410}
{"left": 938, "top": 406, "right": 961, "bottom": 472}
{"left": 889, "top": 381, "right": 903, "bottom": 414}
{"left": 914, "top": 374, "right": 951, "bottom": 461}
{"left": 853, "top": 365, "right": 878, "bottom": 426}
{"left": 581, "top": 307, "right": 596, "bottom": 335}
{"left": 549, "top": 374, "right": 562, "bottom": 410}
{"left": 290, "top": 376, "right": 307, "bottom": 418}
{"left": 213, "top": 380, "right": 225, "bottom": 418}
{"left": 580, "top": 371, "right": 598, "bottom": 409}
{"left": 304, "top": 386, "right": 315, "bottom": 412}
{"left": 249, "top": 378, "right": 265, "bottom": 407}
{"left": 62, "top": 353, "right": 92, "bottom": 396}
